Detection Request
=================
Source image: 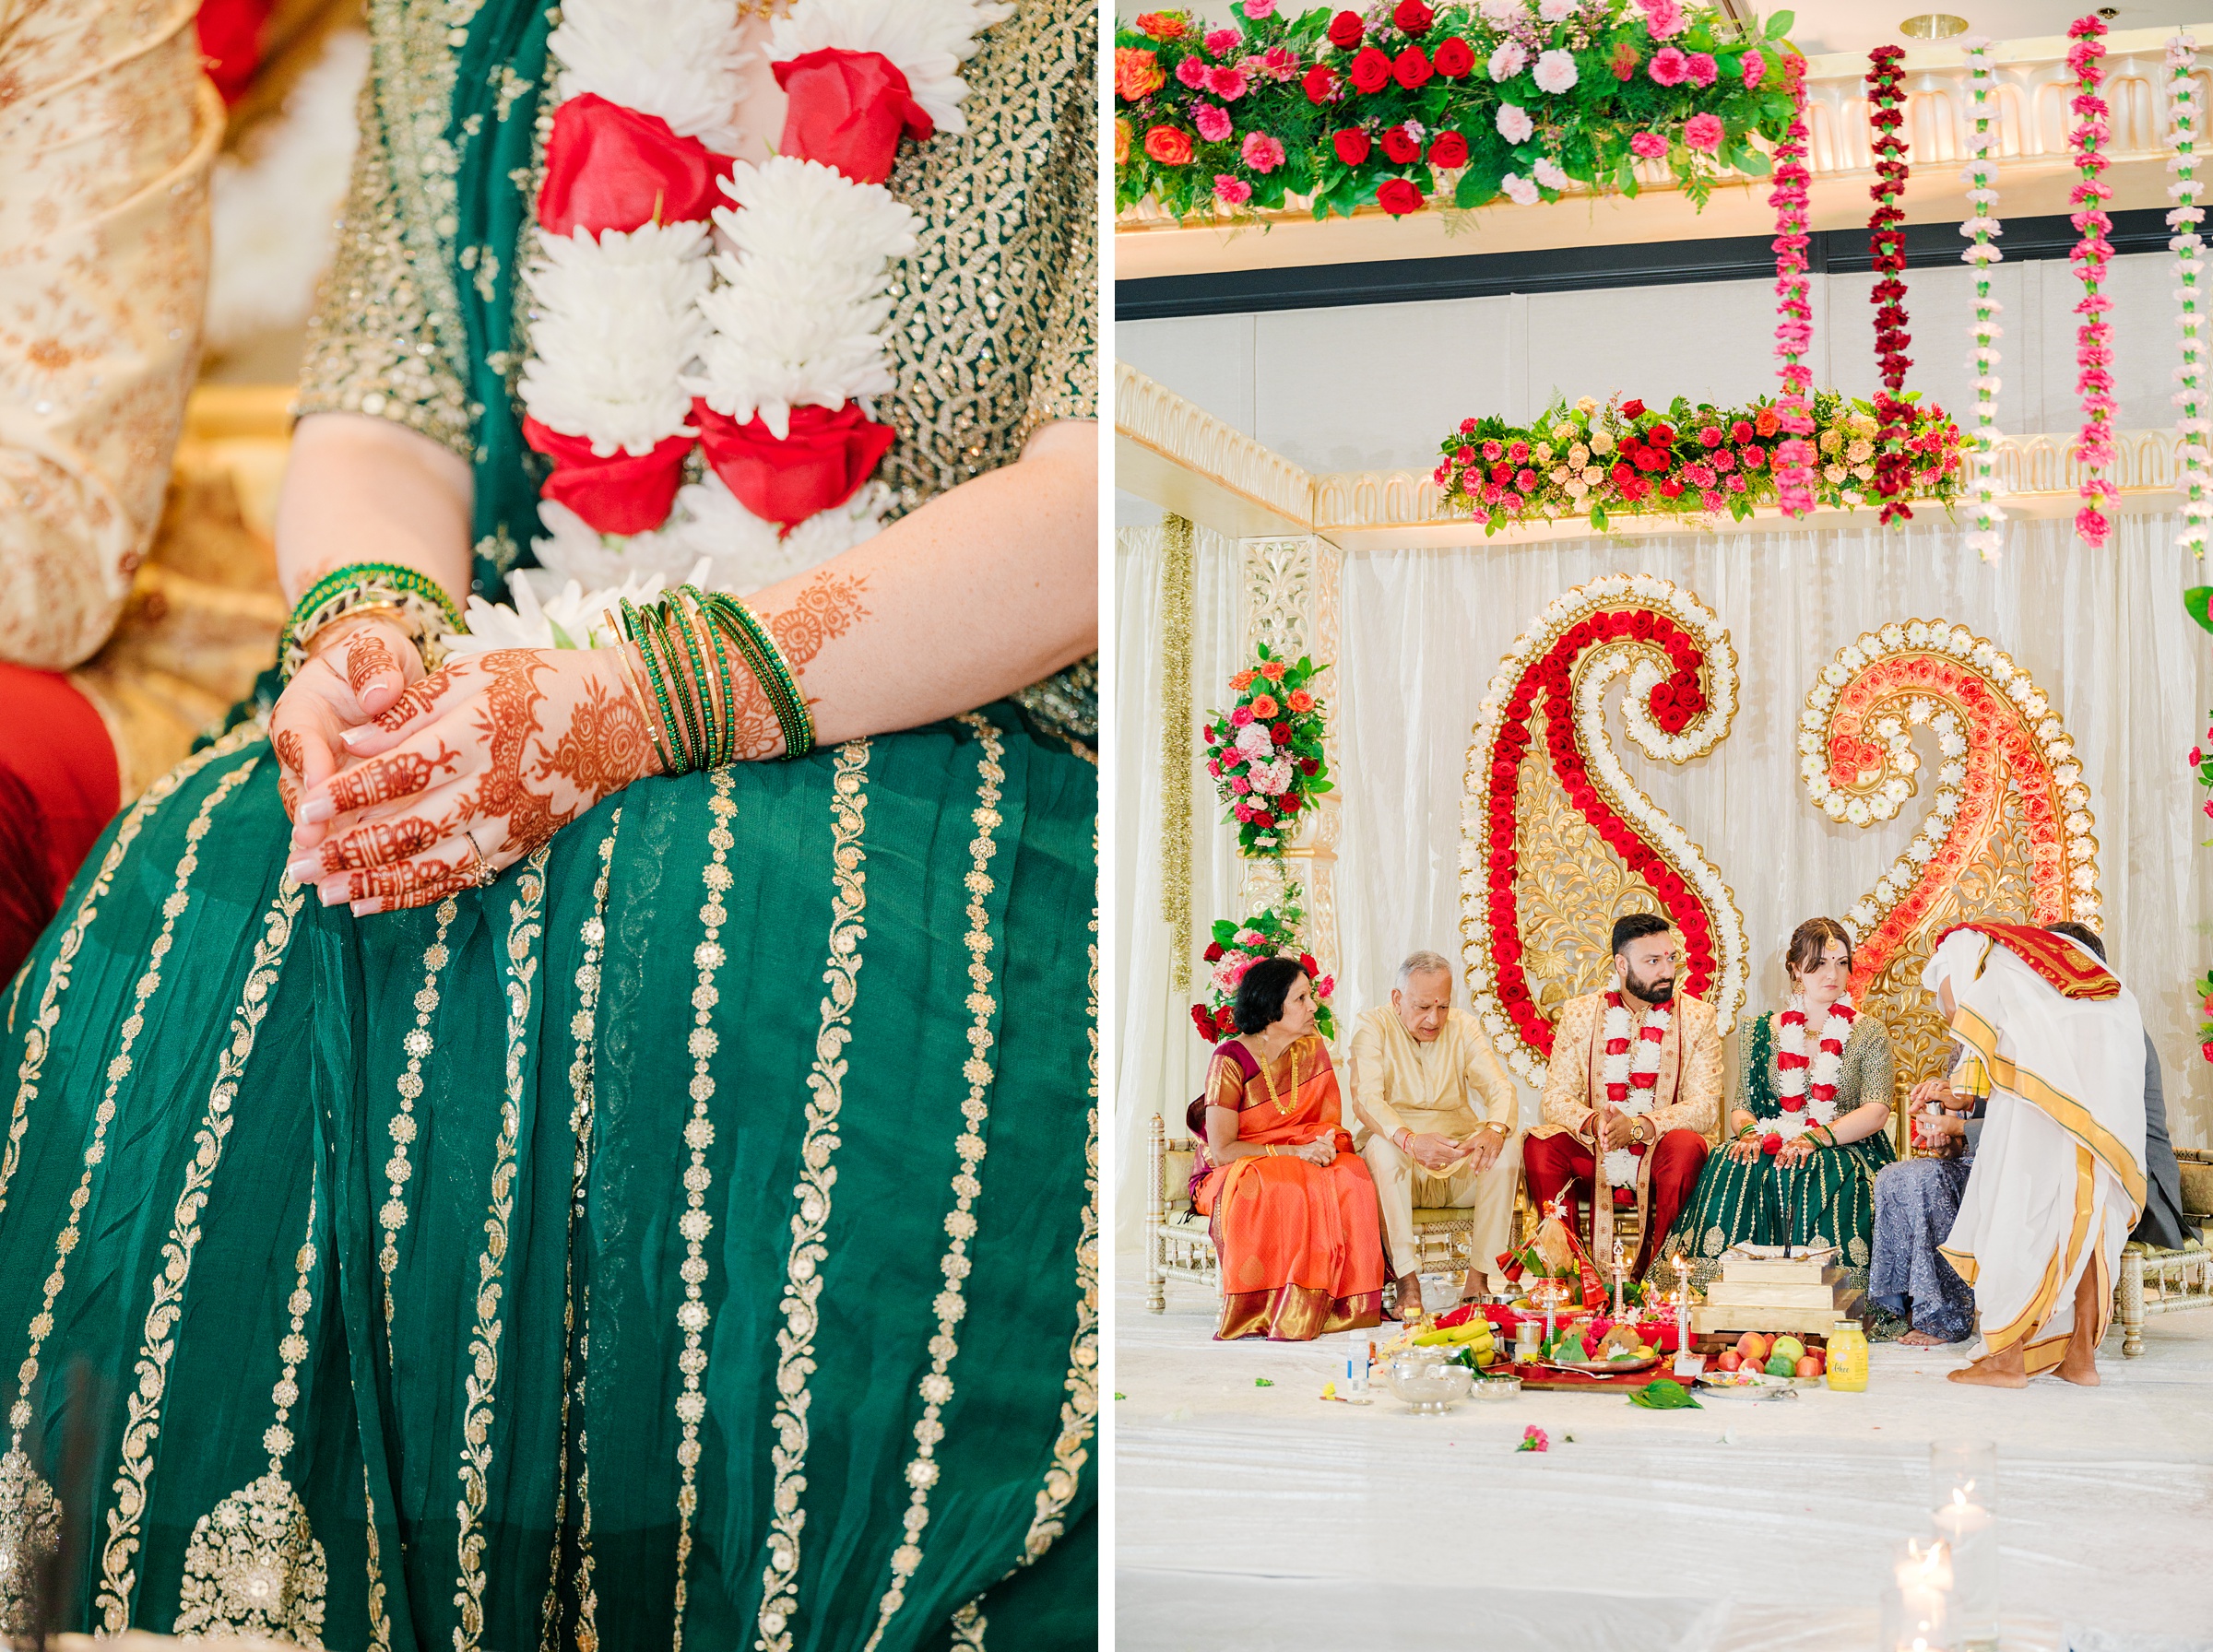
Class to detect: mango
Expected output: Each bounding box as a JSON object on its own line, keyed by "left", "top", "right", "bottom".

{"left": 1734, "top": 1332, "right": 1769, "bottom": 1363}
{"left": 1764, "top": 1352, "right": 1796, "bottom": 1377}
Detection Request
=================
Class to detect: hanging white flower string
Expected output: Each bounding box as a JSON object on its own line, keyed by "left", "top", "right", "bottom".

{"left": 1960, "top": 35, "right": 2005, "bottom": 560}
{"left": 2172, "top": 32, "right": 2209, "bottom": 556}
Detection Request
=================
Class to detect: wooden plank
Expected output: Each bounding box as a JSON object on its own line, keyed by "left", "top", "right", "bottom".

{"left": 1704, "top": 1282, "right": 1856, "bottom": 1310}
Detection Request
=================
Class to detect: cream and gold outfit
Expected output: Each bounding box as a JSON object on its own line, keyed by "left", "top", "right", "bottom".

{"left": 1347, "top": 1006, "right": 1523, "bottom": 1289}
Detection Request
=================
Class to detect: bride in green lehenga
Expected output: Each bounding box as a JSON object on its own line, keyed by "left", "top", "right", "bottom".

{"left": 1659, "top": 919, "right": 1896, "bottom": 1292}
{"left": 0, "top": 2, "right": 1096, "bottom": 1647}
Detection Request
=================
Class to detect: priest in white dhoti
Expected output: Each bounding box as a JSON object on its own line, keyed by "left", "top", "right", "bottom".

{"left": 1924, "top": 923, "right": 2148, "bottom": 1387}
{"left": 1347, "top": 950, "right": 1523, "bottom": 1319}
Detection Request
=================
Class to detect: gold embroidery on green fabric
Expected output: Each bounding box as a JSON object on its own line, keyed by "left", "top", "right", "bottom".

{"left": 175, "top": 1188, "right": 329, "bottom": 1643}
{"left": 7, "top": 759, "right": 254, "bottom": 1453}
{"left": 454, "top": 845, "right": 549, "bottom": 1652}
{"left": 672, "top": 770, "right": 737, "bottom": 1650}
{"left": 756, "top": 739, "right": 873, "bottom": 1652}
{"left": 0, "top": 1448, "right": 59, "bottom": 1634}
{"left": 363, "top": 1464, "right": 392, "bottom": 1652}
{"left": 864, "top": 714, "right": 1007, "bottom": 1650}
{"left": 0, "top": 727, "right": 254, "bottom": 1224}
{"left": 544, "top": 815, "right": 619, "bottom": 1652}
{"left": 98, "top": 867, "right": 308, "bottom": 1631}
{"left": 380, "top": 894, "right": 461, "bottom": 1337}
{"left": 948, "top": 1599, "right": 987, "bottom": 1649}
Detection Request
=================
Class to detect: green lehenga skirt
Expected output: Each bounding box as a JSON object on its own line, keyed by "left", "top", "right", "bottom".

{"left": 1657, "top": 1137, "right": 1893, "bottom": 1293}
{"left": 0, "top": 705, "right": 1095, "bottom": 1651}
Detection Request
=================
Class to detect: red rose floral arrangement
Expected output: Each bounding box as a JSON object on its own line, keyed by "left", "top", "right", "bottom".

{"left": 1115, "top": 0, "right": 1801, "bottom": 223}
{"left": 1203, "top": 644, "right": 1333, "bottom": 856}
{"left": 1433, "top": 389, "right": 1963, "bottom": 534}
{"left": 1189, "top": 889, "right": 1339, "bottom": 1044}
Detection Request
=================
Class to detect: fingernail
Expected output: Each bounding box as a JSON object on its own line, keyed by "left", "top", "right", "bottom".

{"left": 302, "top": 797, "right": 335, "bottom": 823}
{"left": 350, "top": 900, "right": 380, "bottom": 918}
{"left": 318, "top": 879, "right": 348, "bottom": 906}
{"left": 286, "top": 855, "right": 319, "bottom": 881}
{"left": 339, "top": 727, "right": 371, "bottom": 750}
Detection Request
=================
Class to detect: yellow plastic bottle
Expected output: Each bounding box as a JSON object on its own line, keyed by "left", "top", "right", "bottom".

{"left": 1825, "top": 1318, "right": 1869, "bottom": 1391}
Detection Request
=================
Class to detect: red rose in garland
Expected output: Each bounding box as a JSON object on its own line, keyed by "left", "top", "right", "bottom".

{"left": 1865, "top": 45, "right": 1916, "bottom": 525}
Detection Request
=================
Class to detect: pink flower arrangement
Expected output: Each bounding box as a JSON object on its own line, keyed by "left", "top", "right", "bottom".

{"left": 1175, "top": 56, "right": 1207, "bottom": 88}
{"left": 1241, "top": 131, "right": 1285, "bottom": 171}
{"left": 1639, "top": 0, "right": 1686, "bottom": 41}
{"left": 2068, "top": 13, "right": 2117, "bottom": 547}
{"left": 1768, "top": 55, "right": 1817, "bottom": 514}
{"left": 1193, "top": 100, "right": 1232, "bottom": 142}
{"left": 1243, "top": 0, "right": 1276, "bottom": 16}
{"left": 1203, "top": 27, "right": 1240, "bottom": 56}
{"left": 1741, "top": 51, "right": 1767, "bottom": 88}
{"left": 1214, "top": 173, "right": 1253, "bottom": 205}
{"left": 1685, "top": 52, "right": 1718, "bottom": 88}
{"left": 1684, "top": 112, "right": 1723, "bottom": 152}
{"left": 1650, "top": 46, "right": 1689, "bottom": 87}
{"left": 1630, "top": 130, "right": 1667, "bottom": 159}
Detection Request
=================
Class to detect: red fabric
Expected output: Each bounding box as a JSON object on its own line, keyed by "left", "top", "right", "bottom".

{"left": 538, "top": 93, "right": 736, "bottom": 237}
{"left": 1935, "top": 920, "right": 2122, "bottom": 1000}
{"left": 0, "top": 665, "right": 121, "bottom": 984}
{"left": 523, "top": 418, "right": 695, "bottom": 535}
{"left": 774, "top": 49, "right": 932, "bottom": 184}
{"left": 1523, "top": 1128, "right": 1709, "bottom": 1279}
{"left": 693, "top": 399, "right": 895, "bottom": 531}
{"left": 196, "top": 0, "right": 278, "bottom": 106}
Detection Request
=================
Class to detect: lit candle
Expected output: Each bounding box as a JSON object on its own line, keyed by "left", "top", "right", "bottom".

{"left": 1671, "top": 1255, "right": 1690, "bottom": 1351}
{"left": 1888, "top": 1538, "right": 1953, "bottom": 1651}
{"left": 1931, "top": 1484, "right": 1995, "bottom": 1646}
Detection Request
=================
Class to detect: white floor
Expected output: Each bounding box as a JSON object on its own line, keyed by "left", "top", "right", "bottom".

{"left": 1115, "top": 1267, "right": 2213, "bottom": 1651}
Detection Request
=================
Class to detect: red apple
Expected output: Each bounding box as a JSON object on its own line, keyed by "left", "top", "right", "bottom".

{"left": 1716, "top": 1351, "right": 1742, "bottom": 1372}
{"left": 1794, "top": 1355, "right": 1822, "bottom": 1379}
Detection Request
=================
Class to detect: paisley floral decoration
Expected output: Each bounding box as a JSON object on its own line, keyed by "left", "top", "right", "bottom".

{"left": 1459, "top": 574, "right": 1746, "bottom": 1086}
{"left": 1796, "top": 620, "right": 2101, "bottom": 997}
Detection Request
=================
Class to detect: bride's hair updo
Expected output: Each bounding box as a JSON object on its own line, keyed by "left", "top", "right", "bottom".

{"left": 1784, "top": 916, "right": 1853, "bottom": 984}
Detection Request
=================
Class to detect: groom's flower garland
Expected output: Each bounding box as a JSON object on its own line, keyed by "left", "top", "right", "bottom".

{"left": 1960, "top": 37, "right": 2006, "bottom": 560}
{"left": 1458, "top": 575, "right": 1746, "bottom": 1088}
{"left": 1797, "top": 620, "right": 2100, "bottom": 996}
{"left": 1599, "top": 991, "right": 1667, "bottom": 1194}
{"left": 485, "top": 0, "right": 1008, "bottom": 632}
{"left": 1771, "top": 997, "right": 1855, "bottom": 1142}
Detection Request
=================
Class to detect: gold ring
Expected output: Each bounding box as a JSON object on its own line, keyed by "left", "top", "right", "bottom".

{"left": 464, "top": 829, "right": 494, "bottom": 889}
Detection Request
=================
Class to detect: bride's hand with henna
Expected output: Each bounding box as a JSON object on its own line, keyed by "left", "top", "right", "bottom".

{"left": 284, "top": 646, "right": 666, "bottom": 913}
{"left": 268, "top": 618, "right": 423, "bottom": 825}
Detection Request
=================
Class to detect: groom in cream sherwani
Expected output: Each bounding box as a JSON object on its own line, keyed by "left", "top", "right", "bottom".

{"left": 1347, "top": 950, "right": 1523, "bottom": 1319}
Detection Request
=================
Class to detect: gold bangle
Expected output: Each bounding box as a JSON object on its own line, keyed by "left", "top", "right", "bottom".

{"left": 607, "top": 636, "right": 673, "bottom": 775}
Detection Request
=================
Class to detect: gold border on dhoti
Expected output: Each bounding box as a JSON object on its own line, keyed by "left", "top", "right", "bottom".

{"left": 1951, "top": 1006, "right": 2147, "bottom": 1218}
{"left": 1982, "top": 1146, "right": 2095, "bottom": 1358}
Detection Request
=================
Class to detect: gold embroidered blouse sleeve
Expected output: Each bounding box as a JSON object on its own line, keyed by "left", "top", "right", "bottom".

{"left": 1017, "top": 55, "right": 1097, "bottom": 446}
{"left": 1205, "top": 1051, "right": 1249, "bottom": 1114}
{"left": 0, "top": 0, "right": 219, "bottom": 671}
{"left": 1537, "top": 993, "right": 1598, "bottom": 1138}
{"left": 292, "top": 74, "right": 474, "bottom": 460}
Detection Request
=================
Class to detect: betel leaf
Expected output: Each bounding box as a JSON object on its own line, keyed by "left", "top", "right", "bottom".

{"left": 2187, "top": 586, "right": 2213, "bottom": 634}
{"left": 1628, "top": 1377, "right": 1702, "bottom": 1410}
{"left": 1766, "top": 9, "right": 1794, "bottom": 38}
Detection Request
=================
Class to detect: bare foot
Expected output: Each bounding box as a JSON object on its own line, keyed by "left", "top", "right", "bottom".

{"left": 1898, "top": 1329, "right": 1956, "bottom": 1347}
{"left": 1394, "top": 1272, "right": 1425, "bottom": 1322}
{"left": 1947, "top": 1343, "right": 2028, "bottom": 1388}
{"left": 2056, "top": 1265, "right": 2102, "bottom": 1385}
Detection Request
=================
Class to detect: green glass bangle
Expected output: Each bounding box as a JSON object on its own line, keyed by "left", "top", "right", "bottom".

{"left": 279, "top": 560, "right": 464, "bottom": 683}
{"left": 666, "top": 592, "right": 719, "bottom": 772}
{"left": 621, "top": 598, "right": 695, "bottom": 775}
{"left": 708, "top": 595, "right": 814, "bottom": 761}
{"left": 653, "top": 613, "right": 706, "bottom": 773}
{"left": 676, "top": 589, "right": 739, "bottom": 770}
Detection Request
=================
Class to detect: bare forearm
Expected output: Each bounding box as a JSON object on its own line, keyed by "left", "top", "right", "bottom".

{"left": 752, "top": 420, "right": 1095, "bottom": 745}
{"left": 276, "top": 414, "right": 473, "bottom": 606}
{"left": 1828, "top": 1101, "right": 1892, "bottom": 1145}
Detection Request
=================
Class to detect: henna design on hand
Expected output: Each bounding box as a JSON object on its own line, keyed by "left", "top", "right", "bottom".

{"left": 720, "top": 571, "right": 870, "bottom": 760}
{"left": 278, "top": 773, "right": 301, "bottom": 823}
{"left": 273, "top": 727, "right": 308, "bottom": 778}
{"left": 340, "top": 855, "right": 475, "bottom": 906}
{"left": 535, "top": 675, "right": 657, "bottom": 798}
{"left": 465, "top": 650, "right": 577, "bottom": 852}
{"left": 346, "top": 631, "right": 404, "bottom": 700}
{"left": 327, "top": 742, "right": 463, "bottom": 813}
{"left": 319, "top": 814, "right": 447, "bottom": 873}
{"left": 373, "top": 668, "right": 456, "bottom": 733}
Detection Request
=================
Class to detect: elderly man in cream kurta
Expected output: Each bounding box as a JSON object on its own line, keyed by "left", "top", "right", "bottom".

{"left": 1348, "top": 950, "right": 1523, "bottom": 1319}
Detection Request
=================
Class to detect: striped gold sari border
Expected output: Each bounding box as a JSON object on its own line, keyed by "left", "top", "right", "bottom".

{"left": 864, "top": 714, "right": 1008, "bottom": 1651}
{"left": 756, "top": 739, "right": 872, "bottom": 1652}
{"left": 97, "top": 861, "right": 306, "bottom": 1631}
{"left": 672, "top": 771, "right": 738, "bottom": 1651}
{"left": 453, "top": 847, "right": 550, "bottom": 1652}
{"left": 378, "top": 893, "right": 462, "bottom": 1338}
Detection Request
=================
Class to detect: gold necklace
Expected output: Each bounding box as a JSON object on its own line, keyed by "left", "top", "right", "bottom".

{"left": 1254, "top": 1037, "right": 1301, "bottom": 1115}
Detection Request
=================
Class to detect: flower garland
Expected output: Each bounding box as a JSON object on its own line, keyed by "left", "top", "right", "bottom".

{"left": 1458, "top": 575, "right": 1746, "bottom": 1086}
{"left": 499, "top": 0, "right": 1007, "bottom": 618}
{"left": 1203, "top": 644, "right": 1333, "bottom": 856}
{"left": 1598, "top": 990, "right": 1668, "bottom": 1193}
{"left": 1769, "top": 53, "right": 1816, "bottom": 517}
{"left": 2068, "top": 13, "right": 2117, "bottom": 549}
{"left": 1113, "top": 1, "right": 1801, "bottom": 222}
{"left": 1189, "top": 889, "right": 1338, "bottom": 1043}
{"left": 2171, "top": 33, "right": 2209, "bottom": 557}
{"left": 1772, "top": 997, "right": 1856, "bottom": 1142}
{"left": 1432, "top": 390, "right": 1964, "bottom": 532}
{"left": 2189, "top": 703, "right": 2213, "bottom": 839}
{"left": 1961, "top": 37, "right": 2005, "bottom": 560}
{"left": 1797, "top": 620, "right": 2101, "bottom": 995}
{"left": 2195, "top": 968, "right": 2213, "bottom": 1063}
{"left": 1865, "top": 45, "right": 1914, "bottom": 525}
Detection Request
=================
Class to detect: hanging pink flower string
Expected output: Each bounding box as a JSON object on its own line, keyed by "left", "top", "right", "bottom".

{"left": 1769, "top": 53, "right": 1816, "bottom": 515}
{"left": 2069, "top": 14, "right": 2117, "bottom": 547}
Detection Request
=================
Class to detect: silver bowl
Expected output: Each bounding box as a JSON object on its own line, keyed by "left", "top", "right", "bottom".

{"left": 1384, "top": 1352, "right": 1474, "bottom": 1414}
{"left": 1470, "top": 1374, "right": 1522, "bottom": 1399}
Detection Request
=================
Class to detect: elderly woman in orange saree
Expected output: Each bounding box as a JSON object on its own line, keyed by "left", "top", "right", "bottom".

{"left": 1194, "top": 957, "right": 1387, "bottom": 1340}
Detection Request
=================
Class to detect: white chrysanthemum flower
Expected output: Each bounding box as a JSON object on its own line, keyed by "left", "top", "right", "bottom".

{"left": 550, "top": 0, "right": 753, "bottom": 152}
{"left": 688, "top": 157, "right": 917, "bottom": 435}
{"left": 1603, "top": 1148, "right": 1638, "bottom": 1187}
{"left": 518, "top": 220, "right": 713, "bottom": 454}
{"left": 654, "top": 472, "right": 889, "bottom": 595}
{"left": 451, "top": 562, "right": 693, "bottom": 655}
{"left": 768, "top": 0, "right": 1013, "bottom": 133}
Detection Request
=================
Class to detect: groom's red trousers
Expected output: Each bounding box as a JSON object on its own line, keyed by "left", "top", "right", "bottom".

{"left": 1522, "top": 1127, "right": 1710, "bottom": 1277}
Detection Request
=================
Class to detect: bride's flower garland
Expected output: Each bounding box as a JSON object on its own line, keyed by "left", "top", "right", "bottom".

{"left": 482, "top": 0, "right": 1009, "bottom": 636}
{"left": 1960, "top": 37, "right": 2005, "bottom": 560}
{"left": 1772, "top": 997, "right": 1855, "bottom": 1142}
{"left": 1599, "top": 990, "right": 1667, "bottom": 1192}
{"left": 2170, "top": 33, "right": 2209, "bottom": 557}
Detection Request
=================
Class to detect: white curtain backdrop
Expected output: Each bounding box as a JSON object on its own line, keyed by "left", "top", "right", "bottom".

{"left": 1115, "top": 513, "right": 2213, "bottom": 1250}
